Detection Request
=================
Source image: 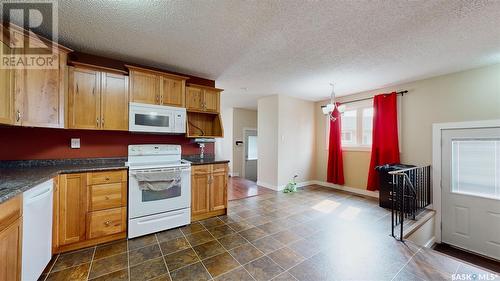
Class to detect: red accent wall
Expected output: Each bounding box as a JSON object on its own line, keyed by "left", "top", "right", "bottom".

{"left": 0, "top": 127, "right": 213, "bottom": 160}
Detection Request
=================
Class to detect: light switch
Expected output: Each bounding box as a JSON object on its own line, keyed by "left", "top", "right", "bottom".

{"left": 70, "top": 138, "right": 80, "bottom": 149}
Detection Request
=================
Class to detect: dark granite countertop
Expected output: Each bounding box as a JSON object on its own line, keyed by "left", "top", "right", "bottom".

{"left": 0, "top": 158, "right": 127, "bottom": 204}
{"left": 182, "top": 154, "right": 230, "bottom": 166}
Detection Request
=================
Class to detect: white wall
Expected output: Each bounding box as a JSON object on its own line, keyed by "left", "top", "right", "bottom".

{"left": 277, "top": 96, "right": 315, "bottom": 187}
{"left": 232, "top": 108, "right": 258, "bottom": 177}
{"left": 257, "top": 95, "right": 316, "bottom": 189}
{"left": 257, "top": 95, "right": 279, "bottom": 187}
{"left": 215, "top": 105, "right": 234, "bottom": 174}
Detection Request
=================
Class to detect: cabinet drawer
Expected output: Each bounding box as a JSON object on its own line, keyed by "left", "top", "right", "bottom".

{"left": 192, "top": 165, "right": 212, "bottom": 175}
{"left": 89, "top": 182, "right": 126, "bottom": 211}
{"left": 87, "top": 207, "right": 126, "bottom": 239}
{"left": 89, "top": 170, "right": 126, "bottom": 185}
{"left": 212, "top": 164, "right": 227, "bottom": 173}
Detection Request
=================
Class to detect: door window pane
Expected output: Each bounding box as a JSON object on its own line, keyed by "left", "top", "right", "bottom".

{"left": 451, "top": 140, "right": 500, "bottom": 199}
{"left": 341, "top": 110, "right": 357, "bottom": 145}
{"left": 362, "top": 108, "right": 373, "bottom": 145}
{"left": 247, "top": 135, "right": 258, "bottom": 160}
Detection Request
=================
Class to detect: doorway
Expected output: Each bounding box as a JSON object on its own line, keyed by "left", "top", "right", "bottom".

{"left": 441, "top": 126, "right": 500, "bottom": 261}
{"left": 243, "top": 129, "right": 257, "bottom": 181}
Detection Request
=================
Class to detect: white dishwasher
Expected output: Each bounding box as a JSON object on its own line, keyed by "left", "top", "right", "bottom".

{"left": 22, "top": 179, "right": 53, "bottom": 281}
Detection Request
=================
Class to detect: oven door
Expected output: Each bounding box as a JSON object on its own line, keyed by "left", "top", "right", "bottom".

{"left": 129, "top": 166, "right": 191, "bottom": 218}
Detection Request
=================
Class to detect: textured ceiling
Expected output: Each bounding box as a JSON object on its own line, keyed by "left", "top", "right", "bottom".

{"left": 28, "top": 1, "right": 500, "bottom": 108}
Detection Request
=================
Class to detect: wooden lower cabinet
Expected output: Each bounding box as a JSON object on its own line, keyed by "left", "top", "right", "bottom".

{"left": 53, "top": 170, "right": 127, "bottom": 253}
{"left": 191, "top": 163, "right": 228, "bottom": 221}
{"left": 0, "top": 195, "right": 22, "bottom": 281}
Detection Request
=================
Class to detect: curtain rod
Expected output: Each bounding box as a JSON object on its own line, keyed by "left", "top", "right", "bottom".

{"left": 337, "top": 90, "right": 408, "bottom": 105}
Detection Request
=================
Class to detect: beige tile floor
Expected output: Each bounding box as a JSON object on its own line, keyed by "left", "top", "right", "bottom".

{"left": 40, "top": 185, "right": 498, "bottom": 281}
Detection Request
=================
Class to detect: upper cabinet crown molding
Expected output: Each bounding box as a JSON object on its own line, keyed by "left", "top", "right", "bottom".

{"left": 125, "top": 65, "right": 189, "bottom": 80}
{"left": 69, "top": 61, "right": 128, "bottom": 75}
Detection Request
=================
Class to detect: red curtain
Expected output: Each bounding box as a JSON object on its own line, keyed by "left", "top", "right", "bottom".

{"left": 367, "top": 93, "right": 400, "bottom": 191}
{"left": 327, "top": 104, "right": 345, "bottom": 185}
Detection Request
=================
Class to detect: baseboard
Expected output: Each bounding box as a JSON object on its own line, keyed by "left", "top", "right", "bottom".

{"left": 231, "top": 172, "right": 240, "bottom": 177}
{"left": 424, "top": 236, "right": 436, "bottom": 248}
{"left": 311, "top": 180, "right": 379, "bottom": 198}
{"left": 256, "top": 181, "right": 278, "bottom": 191}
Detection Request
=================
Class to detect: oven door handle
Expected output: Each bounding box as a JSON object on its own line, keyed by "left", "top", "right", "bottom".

{"left": 129, "top": 167, "right": 190, "bottom": 175}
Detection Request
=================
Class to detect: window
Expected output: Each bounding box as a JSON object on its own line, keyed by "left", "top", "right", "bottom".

{"left": 246, "top": 135, "right": 258, "bottom": 160}
{"left": 451, "top": 139, "right": 500, "bottom": 200}
{"left": 341, "top": 102, "right": 374, "bottom": 149}
{"left": 341, "top": 110, "right": 357, "bottom": 146}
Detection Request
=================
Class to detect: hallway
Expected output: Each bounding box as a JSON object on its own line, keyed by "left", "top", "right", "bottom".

{"left": 228, "top": 177, "right": 273, "bottom": 201}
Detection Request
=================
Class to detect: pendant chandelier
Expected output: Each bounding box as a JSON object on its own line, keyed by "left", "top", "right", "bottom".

{"left": 321, "top": 83, "right": 343, "bottom": 121}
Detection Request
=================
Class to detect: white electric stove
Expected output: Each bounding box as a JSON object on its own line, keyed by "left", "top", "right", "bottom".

{"left": 127, "top": 144, "right": 191, "bottom": 238}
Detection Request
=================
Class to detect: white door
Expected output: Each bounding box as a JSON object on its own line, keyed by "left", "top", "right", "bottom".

{"left": 244, "top": 129, "right": 258, "bottom": 182}
{"left": 441, "top": 127, "right": 500, "bottom": 260}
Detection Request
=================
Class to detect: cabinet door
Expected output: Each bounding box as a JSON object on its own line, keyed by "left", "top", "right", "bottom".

{"left": 191, "top": 173, "right": 210, "bottom": 216}
{"left": 129, "top": 70, "right": 160, "bottom": 105}
{"left": 14, "top": 57, "right": 63, "bottom": 128}
{"left": 161, "top": 77, "right": 184, "bottom": 107}
{"left": 186, "top": 86, "right": 204, "bottom": 111}
{"left": 203, "top": 89, "right": 220, "bottom": 113}
{"left": 58, "top": 174, "right": 87, "bottom": 246}
{"left": 0, "top": 218, "right": 22, "bottom": 281}
{"left": 67, "top": 67, "right": 101, "bottom": 129}
{"left": 210, "top": 171, "right": 227, "bottom": 211}
{"left": 101, "top": 72, "right": 128, "bottom": 131}
{"left": 0, "top": 41, "right": 13, "bottom": 125}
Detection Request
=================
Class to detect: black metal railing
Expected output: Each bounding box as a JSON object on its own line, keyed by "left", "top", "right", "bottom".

{"left": 389, "top": 165, "right": 431, "bottom": 241}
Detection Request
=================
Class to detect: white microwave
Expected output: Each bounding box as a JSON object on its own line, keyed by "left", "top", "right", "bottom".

{"left": 129, "top": 102, "right": 186, "bottom": 134}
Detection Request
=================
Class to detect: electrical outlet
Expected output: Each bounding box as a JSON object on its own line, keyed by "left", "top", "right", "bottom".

{"left": 70, "top": 138, "right": 80, "bottom": 149}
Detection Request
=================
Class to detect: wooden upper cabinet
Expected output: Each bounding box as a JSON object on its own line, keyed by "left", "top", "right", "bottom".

{"left": 67, "top": 65, "right": 129, "bottom": 131}
{"left": 128, "top": 69, "right": 159, "bottom": 105}
{"left": 57, "top": 173, "right": 88, "bottom": 246}
{"left": 204, "top": 89, "right": 220, "bottom": 113}
{"left": 186, "top": 86, "right": 204, "bottom": 111}
{"left": 0, "top": 41, "right": 14, "bottom": 125}
{"left": 101, "top": 72, "right": 129, "bottom": 131}
{"left": 15, "top": 61, "right": 63, "bottom": 127}
{"left": 127, "top": 65, "right": 187, "bottom": 107}
{"left": 186, "top": 84, "right": 222, "bottom": 113}
{"left": 67, "top": 67, "right": 101, "bottom": 129}
{"left": 161, "top": 76, "right": 185, "bottom": 107}
{"left": 1, "top": 23, "right": 71, "bottom": 128}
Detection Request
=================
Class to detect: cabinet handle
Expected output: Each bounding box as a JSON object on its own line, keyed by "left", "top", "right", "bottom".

{"left": 105, "top": 177, "right": 110, "bottom": 181}
{"left": 104, "top": 221, "right": 111, "bottom": 226}
{"left": 156, "top": 95, "right": 159, "bottom": 104}
{"left": 16, "top": 110, "right": 21, "bottom": 122}
{"left": 96, "top": 118, "right": 99, "bottom": 127}
{"left": 105, "top": 196, "right": 110, "bottom": 200}
{"left": 101, "top": 118, "right": 104, "bottom": 127}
